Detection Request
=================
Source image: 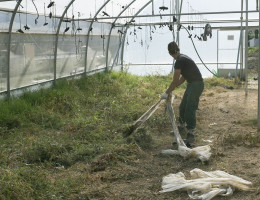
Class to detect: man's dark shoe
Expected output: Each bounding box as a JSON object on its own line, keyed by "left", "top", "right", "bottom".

{"left": 185, "top": 129, "right": 195, "bottom": 148}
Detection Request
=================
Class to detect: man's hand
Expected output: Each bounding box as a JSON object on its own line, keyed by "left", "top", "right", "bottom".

{"left": 161, "top": 92, "right": 168, "bottom": 100}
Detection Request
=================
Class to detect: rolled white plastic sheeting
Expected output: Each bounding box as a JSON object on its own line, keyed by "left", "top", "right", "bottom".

{"left": 161, "top": 95, "right": 211, "bottom": 162}
{"left": 160, "top": 168, "right": 253, "bottom": 200}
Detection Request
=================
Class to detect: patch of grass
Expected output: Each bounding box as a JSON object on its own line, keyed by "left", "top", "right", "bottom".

{"left": 222, "top": 131, "right": 260, "bottom": 147}
{"left": 0, "top": 167, "right": 52, "bottom": 200}
{"left": 248, "top": 47, "right": 258, "bottom": 56}
{"left": 204, "top": 77, "right": 240, "bottom": 89}
{"left": 0, "top": 71, "right": 243, "bottom": 199}
{"left": 238, "top": 118, "right": 257, "bottom": 128}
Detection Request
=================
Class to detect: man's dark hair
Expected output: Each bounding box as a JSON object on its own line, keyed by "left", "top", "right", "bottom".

{"left": 168, "top": 41, "right": 180, "bottom": 54}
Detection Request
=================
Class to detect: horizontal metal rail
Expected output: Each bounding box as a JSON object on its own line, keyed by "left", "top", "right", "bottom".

{"left": 82, "top": 10, "right": 258, "bottom": 21}
{"left": 125, "top": 63, "right": 241, "bottom": 66}
{"left": 128, "top": 19, "right": 259, "bottom": 26}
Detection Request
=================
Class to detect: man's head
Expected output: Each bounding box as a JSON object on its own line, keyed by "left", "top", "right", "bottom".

{"left": 168, "top": 41, "right": 180, "bottom": 59}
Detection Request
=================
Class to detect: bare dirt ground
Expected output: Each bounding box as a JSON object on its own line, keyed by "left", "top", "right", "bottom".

{"left": 83, "top": 83, "right": 260, "bottom": 200}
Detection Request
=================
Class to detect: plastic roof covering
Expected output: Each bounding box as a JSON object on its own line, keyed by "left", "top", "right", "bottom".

{"left": 0, "top": 0, "right": 259, "bottom": 26}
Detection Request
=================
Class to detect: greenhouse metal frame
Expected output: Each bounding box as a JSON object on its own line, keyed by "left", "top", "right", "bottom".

{"left": 0, "top": 0, "right": 260, "bottom": 130}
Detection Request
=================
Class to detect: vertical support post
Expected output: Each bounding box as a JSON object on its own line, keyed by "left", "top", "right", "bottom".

{"left": 7, "top": 0, "right": 22, "bottom": 99}
{"left": 111, "top": 28, "right": 125, "bottom": 70}
{"left": 245, "top": 0, "right": 249, "bottom": 96}
{"left": 120, "top": 28, "right": 127, "bottom": 70}
{"left": 240, "top": 0, "right": 244, "bottom": 79}
{"left": 258, "top": 0, "right": 260, "bottom": 132}
{"left": 235, "top": 30, "right": 242, "bottom": 81}
{"left": 240, "top": 31, "right": 244, "bottom": 79}
{"left": 217, "top": 30, "right": 219, "bottom": 75}
{"left": 176, "top": 0, "right": 180, "bottom": 45}
{"left": 54, "top": 0, "right": 76, "bottom": 86}
{"left": 84, "top": 0, "right": 111, "bottom": 74}
{"left": 172, "top": 0, "right": 183, "bottom": 73}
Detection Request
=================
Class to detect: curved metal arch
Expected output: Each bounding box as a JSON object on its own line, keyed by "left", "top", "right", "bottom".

{"left": 121, "top": 0, "right": 153, "bottom": 69}
{"left": 54, "top": 0, "right": 76, "bottom": 86}
{"left": 105, "top": 0, "right": 137, "bottom": 70}
{"left": 84, "top": 0, "right": 111, "bottom": 73}
{"left": 7, "top": 0, "right": 22, "bottom": 98}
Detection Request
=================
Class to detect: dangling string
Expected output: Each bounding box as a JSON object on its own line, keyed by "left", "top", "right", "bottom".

{"left": 140, "top": 30, "right": 143, "bottom": 47}
{"left": 71, "top": 3, "right": 76, "bottom": 36}
{"left": 48, "top": 0, "right": 54, "bottom": 19}
{"left": 149, "top": 25, "right": 152, "bottom": 41}
{"left": 17, "top": 6, "right": 24, "bottom": 33}
{"left": 43, "top": 3, "right": 48, "bottom": 26}
{"left": 187, "top": 1, "right": 190, "bottom": 30}
{"left": 24, "top": 0, "right": 30, "bottom": 30}
{"left": 133, "top": 24, "right": 137, "bottom": 42}
{"left": 52, "top": 3, "right": 57, "bottom": 32}
{"left": 63, "top": 11, "right": 70, "bottom": 34}
{"left": 191, "top": 7, "right": 194, "bottom": 31}
{"left": 77, "top": 12, "right": 82, "bottom": 32}
{"left": 101, "top": 23, "right": 105, "bottom": 55}
{"left": 76, "top": 12, "right": 83, "bottom": 61}
{"left": 32, "top": 0, "right": 39, "bottom": 24}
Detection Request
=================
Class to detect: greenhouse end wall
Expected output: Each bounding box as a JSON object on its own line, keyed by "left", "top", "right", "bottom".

{"left": 0, "top": 10, "right": 121, "bottom": 94}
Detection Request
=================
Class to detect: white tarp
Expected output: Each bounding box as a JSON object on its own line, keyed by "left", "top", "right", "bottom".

{"left": 160, "top": 168, "right": 253, "bottom": 200}
{"left": 161, "top": 95, "right": 211, "bottom": 162}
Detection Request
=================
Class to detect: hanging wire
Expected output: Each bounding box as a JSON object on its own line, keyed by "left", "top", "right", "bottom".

{"left": 76, "top": 12, "right": 83, "bottom": 61}
{"left": 43, "top": 3, "right": 48, "bottom": 26}
{"left": 52, "top": 3, "right": 57, "bottom": 32}
{"left": 101, "top": 23, "right": 105, "bottom": 55}
{"left": 48, "top": 0, "right": 53, "bottom": 19}
{"left": 71, "top": 3, "right": 77, "bottom": 36}
{"left": 31, "top": 0, "right": 39, "bottom": 24}
{"left": 17, "top": 6, "right": 24, "bottom": 33}
{"left": 63, "top": 11, "right": 70, "bottom": 34}
{"left": 24, "top": 0, "right": 30, "bottom": 30}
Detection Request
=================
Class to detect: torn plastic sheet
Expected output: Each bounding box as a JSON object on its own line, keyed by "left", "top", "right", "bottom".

{"left": 160, "top": 168, "right": 253, "bottom": 200}
{"left": 161, "top": 95, "right": 211, "bottom": 162}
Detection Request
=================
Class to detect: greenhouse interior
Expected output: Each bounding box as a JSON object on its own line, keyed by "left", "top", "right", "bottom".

{"left": 1, "top": 0, "right": 260, "bottom": 199}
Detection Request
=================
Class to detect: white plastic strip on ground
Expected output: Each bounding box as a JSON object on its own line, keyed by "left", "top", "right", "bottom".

{"left": 160, "top": 168, "right": 253, "bottom": 200}
{"left": 161, "top": 95, "right": 212, "bottom": 162}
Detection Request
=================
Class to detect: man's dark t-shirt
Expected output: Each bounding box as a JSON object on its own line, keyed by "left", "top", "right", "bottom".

{"left": 174, "top": 54, "right": 203, "bottom": 83}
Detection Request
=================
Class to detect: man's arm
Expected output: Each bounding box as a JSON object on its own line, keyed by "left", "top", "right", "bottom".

{"left": 165, "top": 69, "right": 185, "bottom": 94}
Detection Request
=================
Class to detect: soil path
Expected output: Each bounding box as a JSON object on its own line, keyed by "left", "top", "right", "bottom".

{"left": 86, "top": 87, "right": 260, "bottom": 200}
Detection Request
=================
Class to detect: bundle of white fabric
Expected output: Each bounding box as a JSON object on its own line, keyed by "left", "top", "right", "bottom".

{"left": 161, "top": 145, "right": 211, "bottom": 162}
{"left": 160, "top": 168, "right": 253, "bottom": 200}
{"left": 161, "top": 95, "right": 211, "bottom": 162}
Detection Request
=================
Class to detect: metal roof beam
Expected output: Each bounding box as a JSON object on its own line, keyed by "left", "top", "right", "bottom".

{"left": 82, "top": 10, "right": 258, "bottom": 21}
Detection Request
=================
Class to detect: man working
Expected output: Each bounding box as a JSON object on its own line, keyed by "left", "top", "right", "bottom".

{"left": 161, "top": 41, "right": 204, "bottom": 147}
